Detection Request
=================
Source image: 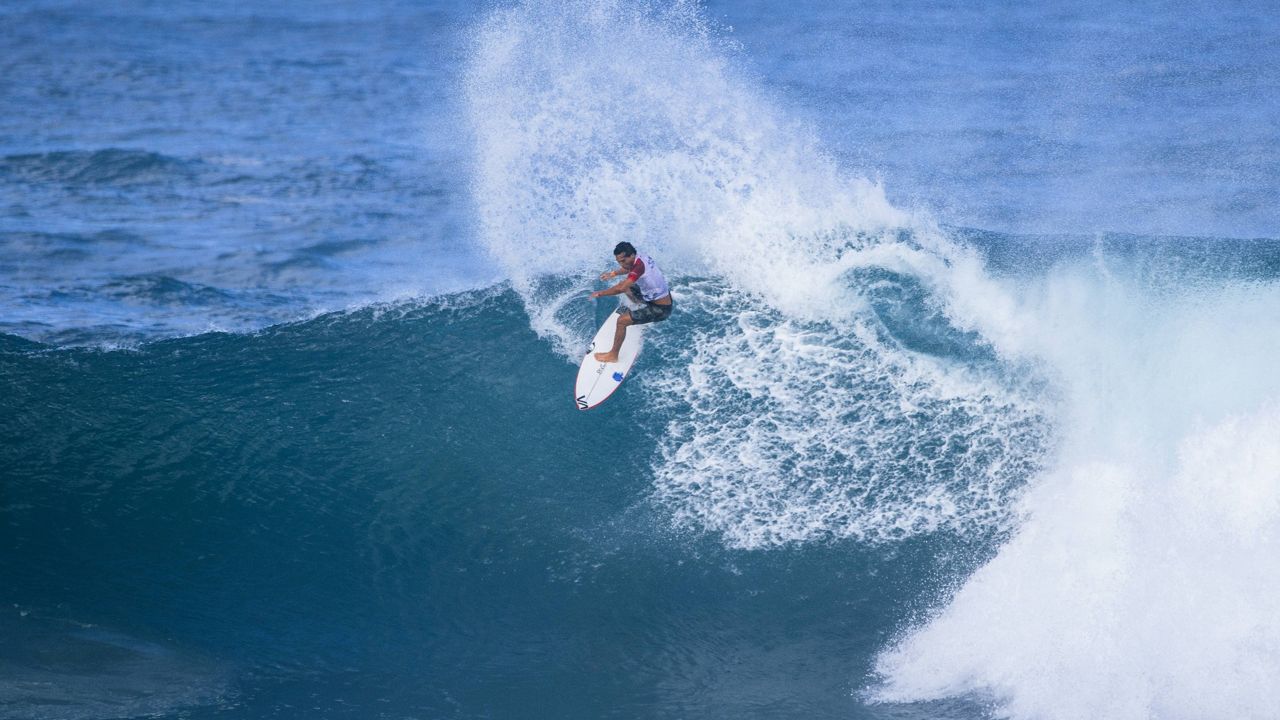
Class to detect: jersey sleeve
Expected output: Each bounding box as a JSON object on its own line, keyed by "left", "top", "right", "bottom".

{"left": 626, "top": 257, "right": 646, "bottom": 282}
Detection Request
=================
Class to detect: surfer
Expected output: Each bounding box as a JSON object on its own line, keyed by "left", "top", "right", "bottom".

{"left": 589, "top": 242, "right": 673, "bottom": 363}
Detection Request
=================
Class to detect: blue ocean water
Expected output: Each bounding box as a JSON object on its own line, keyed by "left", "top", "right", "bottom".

{"left": 3, "top": 1, "right": 1279, "bottom": 719}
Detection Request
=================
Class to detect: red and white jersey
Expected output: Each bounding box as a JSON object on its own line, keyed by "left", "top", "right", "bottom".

{"left": 626, "top": 254, "right": 670, "bottom": 302}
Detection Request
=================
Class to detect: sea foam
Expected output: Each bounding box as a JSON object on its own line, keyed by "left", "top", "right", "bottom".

{"left": 873, "top": 260, "right": 1280, "bottom": 720}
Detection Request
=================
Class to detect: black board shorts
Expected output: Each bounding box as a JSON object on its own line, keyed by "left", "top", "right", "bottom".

{"left": 621, "top": 291, "right": 674, "bottom": 325}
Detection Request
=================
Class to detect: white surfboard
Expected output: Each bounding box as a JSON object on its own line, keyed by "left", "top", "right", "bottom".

{"left": 574, "top": 300, "right": 645, "bottom": 411}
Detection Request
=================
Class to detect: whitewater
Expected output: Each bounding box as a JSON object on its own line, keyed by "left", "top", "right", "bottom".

{"left": 3, "top": 1, "right": 1279, "bottom": 718}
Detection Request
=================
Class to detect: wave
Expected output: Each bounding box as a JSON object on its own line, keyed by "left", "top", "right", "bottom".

{"left": 460, "top": 1, "right": 1280, "bottom": 717}
{"left": 0, "top": 148, "right": 194, "bottom": 186}
{"left": 8, "top": 242, "right": 1280, "bottom": 719}
{"left": 97, "top": 274, "right": 234, "bottom": 306}
{"left": 6, "top": 0, "right": 1279, "bottom": 715}
{"left": 870, "top": 258, "right": 1280, "bottom": 719}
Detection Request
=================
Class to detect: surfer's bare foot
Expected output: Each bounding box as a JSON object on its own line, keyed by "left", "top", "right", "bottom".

{"left": 594, "top": 351, "right": 619, "bottom": 363}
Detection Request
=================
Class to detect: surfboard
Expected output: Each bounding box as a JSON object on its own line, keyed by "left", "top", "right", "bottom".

{"left": 574, "top": 299, "right": 645, "bottom": 411}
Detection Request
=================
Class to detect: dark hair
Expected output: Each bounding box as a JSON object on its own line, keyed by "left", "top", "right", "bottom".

{"left": 613, "top": 241, "right": 636, "bottom": 257}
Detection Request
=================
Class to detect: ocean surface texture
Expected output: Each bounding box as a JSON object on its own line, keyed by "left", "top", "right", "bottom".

{"left": 3, "top": 1, "right": 1279, "bottom": 718}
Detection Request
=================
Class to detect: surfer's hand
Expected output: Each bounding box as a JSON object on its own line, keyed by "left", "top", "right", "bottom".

{"left": 598, "top": 270, "right": 613, "bottom": 281}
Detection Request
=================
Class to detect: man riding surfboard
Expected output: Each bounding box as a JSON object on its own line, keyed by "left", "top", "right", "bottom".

{"left": 589, "top": 242, "right": 674, "bottom": 363}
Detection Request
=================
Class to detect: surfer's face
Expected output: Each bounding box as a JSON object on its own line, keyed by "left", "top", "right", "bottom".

{"left": 615, "top": 252, "right": 636, "bottom": 271}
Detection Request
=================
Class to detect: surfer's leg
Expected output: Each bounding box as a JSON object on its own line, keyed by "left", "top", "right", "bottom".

{"left": 594, "top": 312, "right": 632, "bottom": 363}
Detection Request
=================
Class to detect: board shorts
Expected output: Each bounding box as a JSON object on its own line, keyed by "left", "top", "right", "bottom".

{"left": 622, "top": 289, "right": 674, "bottom": 325}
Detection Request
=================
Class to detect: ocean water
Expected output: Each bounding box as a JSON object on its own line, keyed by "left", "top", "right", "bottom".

{"left": 3, "top": 1, "right": 1279, "bottom": 718}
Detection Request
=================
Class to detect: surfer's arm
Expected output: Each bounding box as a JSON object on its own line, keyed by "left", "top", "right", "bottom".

{"left": 590, "top": 277, "right": 635, "bottom": 299}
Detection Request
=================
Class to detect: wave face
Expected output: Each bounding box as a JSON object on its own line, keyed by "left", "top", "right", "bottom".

{"left": 0, "top": 289, "right": 1014, "bottom": 719}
